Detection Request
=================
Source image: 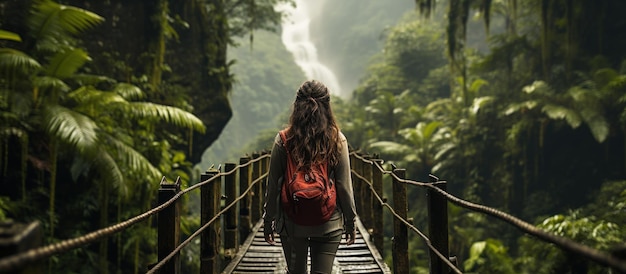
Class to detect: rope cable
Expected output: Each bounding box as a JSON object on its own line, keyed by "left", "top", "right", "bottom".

{"left": 0, "top": 154, "right": 270, "bottom": 273}
{"left": 351, "top": 152, "right": 626, "bottom": 273}
{"left": 147, "top": 172, "right": 268, "bottom": 274}
{"left": 351, "top": 170, "right": 462, "bottom": 274}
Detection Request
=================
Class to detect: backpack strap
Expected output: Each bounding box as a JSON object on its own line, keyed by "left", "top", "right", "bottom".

{"left": 279, "top": 130, "right": 296, "bottom": 180}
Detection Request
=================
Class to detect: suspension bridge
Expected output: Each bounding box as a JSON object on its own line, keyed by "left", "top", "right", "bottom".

{"left": 0, "top": 151, "right": 625, "bottom": 273}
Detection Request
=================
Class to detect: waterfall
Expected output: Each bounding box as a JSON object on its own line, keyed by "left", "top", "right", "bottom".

{"left": 278, "top": 0, "right": 342, "bottom": 96}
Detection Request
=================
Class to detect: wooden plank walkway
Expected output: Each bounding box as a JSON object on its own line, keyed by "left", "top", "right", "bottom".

{"left": 222, "top": 218, "right": 390, "bottom": 274}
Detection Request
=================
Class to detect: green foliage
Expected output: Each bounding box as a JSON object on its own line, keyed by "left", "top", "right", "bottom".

{"left": 0, "top": 0, "right": 207, "bottom": 272}
{"left": 0, "top": 30, "right": 22, "bottom": 42}
{"left": 340, "top": 0, "right": 626, "bottom": 272}
{"left": 508, "top": 80, "right": 610, "bottom": 143}
{"left": 464, "top": 239, "right": 515, "bottom": 273}
{"left": 0, "top": 48, "right": 41, "bottom": 75}
{"left": 516, "top": 209, "right": 623, "bottom": 273}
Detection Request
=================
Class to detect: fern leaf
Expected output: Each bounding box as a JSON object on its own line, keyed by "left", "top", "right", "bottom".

{"left": 45, "top": 48, "right": 90, "bottom": 78}
{"left": 44, "top": 105, "right": 98, "bottom": 152}
{"left": 33, "top": 76, "right": 70, "bottom": 92}
{"left": 102, "top": 134, "right": 162, "bottom": 183}
{"left": 114, "top": 83, "right": 145, "bottom": 100}
{"left": 0, "top": 30, "right": 22, "bottom": 42}
{"left": 0, "top": 48, "right": 41, "bottom": 73}
{"left": 126, "top": 102, "right": 206, "bottom": 133}
{"left": 30, "top": 0, "right": 104, "bottom": 40}
{"left": 542, "top": 104, "right": 582, "bottom": 128}
{"left": 92, "top": 148, "right": 126, "bottom": 196}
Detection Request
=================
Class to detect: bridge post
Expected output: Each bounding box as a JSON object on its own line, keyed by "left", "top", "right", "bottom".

{"left": 372, "top": 159, "right": 384, "bottom": 255}
{"left": 0, "top": 221, "right": 42, "bottom": 274}
{"left": 427, "top": 178, "right": 449, "bottom": 274}
{"left": 157, "top": 177, "right": 181, "bottom": 274}
{"left": 391, "top": 168, "right": 409, "bottom": 273}
{"left": 223, "top": 163, "right": 239, "bottom": 262}
{"left": 362, "top": 155, "right": 373, "bottom": 232}
{"left": 251, "top": 153, "right": 261, "bottom": 223}
{"left": 352, "top": 154, "right": 364, "bottom": 218}
{"left": 259, "top": 153, "right": 269, "bottom": 221}
{"left": 239, "top": 156, "right": 252, "bottom": 244}
{"left": 201, "top": 169, "right": 220, "bottom": 273}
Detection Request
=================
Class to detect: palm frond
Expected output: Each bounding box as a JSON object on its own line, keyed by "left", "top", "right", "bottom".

{"left": 470, "top": 96, "right": 494, "bottom": 115}
{"left": 523, "top": 81, "right": 552, "bottom": 95}
{"left": 0, "top": 126, "right": 28, "bottom": 139}
{"left": 0, "top": 30, "right": 22, "bottom": 42}
{"left": 542, "top": 104, "right": 582, "bottom": 128}
{"left": 126, "top": 102, "right": 206, "bottom": 133}
{"left": 33, "top": 76, "right": 70, "bottom": 92}
{"left": 45, "top": 47, "right": 90, "bottom": 78}
{"left": 568, "top": 86, "right": 610, "bottom": 142}
{"left": 91, "top": 147, "right": 127, "bottom": 196}
{"left": 72, "top": 73, "right": 115, "bottom": 86}
{"left": 57, "top": 5, "right": 105, "bottom": 34}
{"left": 102, "top": 134, "right": 162, "bottom": 183}
{"left": 43, "top": 105, "right": 98, "bottom": 152}
{"left": 582, "top": 111, "right": 609, "bottom": 143}
{"left": 0, "top": 48, "right": 41, "bottom": 74}
{"left": 503, "top": 100, "right": 538, "bottom": 116}
{"left": 29, "top": 0, "right": 104, "bottom": 40}
{"left": 114, "top": 83, "right": 145, "bottom": 100}
{"left": 68, "top": 86, "right": 125, "bottom": 106}
{"left": 422, "top": 121, "right": 442, "bottom": 140}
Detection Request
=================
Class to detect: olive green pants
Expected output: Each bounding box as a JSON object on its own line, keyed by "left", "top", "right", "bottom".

{"left": 280, "top": 229, "right": 342, "bottom": 274}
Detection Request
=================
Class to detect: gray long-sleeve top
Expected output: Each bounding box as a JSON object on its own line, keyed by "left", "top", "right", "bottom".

{"left": 263, "top": 131, "right": 357, "bottom": 237}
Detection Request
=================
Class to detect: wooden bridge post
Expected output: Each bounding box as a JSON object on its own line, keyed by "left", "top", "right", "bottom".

{"left": 157, "top": 177, "right": 181, "bottom": 274}
{"left": 427, "top": 180, "right": 449, "bottom": 274}
{"left": 372, "top": 159, "right": 384, "bottom": 255}
{"left": 200, "top": 169, "right": 220, "bottom": 273}
{"left": 352, "top": 154, "right": 364, "bottom": 217}
{"left": 362, "top": 155, "right": 373, "bottom": 232}
{"left": 0, "top": 221, "right": 42, "bottom": 274}
{"left": 223, "top": 163, "right": 238, "bottom": 261}
{"left": 391, "top": 168, "right": 409, "bottom": 273}
{"left": 251, "top": 153, "right": 262, "bottom": 223}
{"left": 239, "top": 156, "right": 252, "bottom": 244}
{"left": 259, "top": 153, "right": 268, "bottom": 221}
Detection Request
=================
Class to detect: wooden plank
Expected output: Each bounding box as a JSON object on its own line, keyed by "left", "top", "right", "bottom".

{"left": 240, "top": 257, "right": 282, "bottom": 263}
{"left": 223, "top": 218, "right": 390, "bottom": 273}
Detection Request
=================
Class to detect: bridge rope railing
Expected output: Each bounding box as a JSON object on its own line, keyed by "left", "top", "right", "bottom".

{"left": 0, "top": 152, "right": 271, "bottom": 274}
{"left": 6, "top": 148, "right": 625, "bottom": 273}
{"left": 350, "top": 167, "right": 462, "bottom": 274}
{"left": 349, "top": 151, "right": 626, "bottom": 273}
{"left": 147, "top": 170, "right": 268, "bottom": 273}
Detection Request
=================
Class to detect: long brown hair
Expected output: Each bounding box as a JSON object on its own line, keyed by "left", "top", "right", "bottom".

{"left": 284, "top": 80, "right": 341, "bottom": 170}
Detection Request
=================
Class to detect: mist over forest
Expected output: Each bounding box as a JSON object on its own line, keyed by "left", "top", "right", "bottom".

{"left": 200, "top": 0, "right": 414, "bottom": 168}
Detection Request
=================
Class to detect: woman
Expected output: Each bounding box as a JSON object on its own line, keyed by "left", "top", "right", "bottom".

{"left": 263, "top": 80, "right": 357, "bottom": 274}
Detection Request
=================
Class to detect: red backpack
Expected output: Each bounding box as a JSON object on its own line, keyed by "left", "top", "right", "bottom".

{"left": 279, "top": 130, "right": 337, "bottom": 226}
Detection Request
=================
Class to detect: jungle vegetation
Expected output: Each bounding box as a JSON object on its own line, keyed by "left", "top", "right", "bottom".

{"left": 0, "top": 0, "right": 625, "bottom": 273}
{"left": 242, "top": 0, "right": 626, "bottom": 273}
{"left": 333, "top": 0, "right": 626, "bottom": 273}
{"left": 0, "top": 0, "right": 290, "bottom": 272}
